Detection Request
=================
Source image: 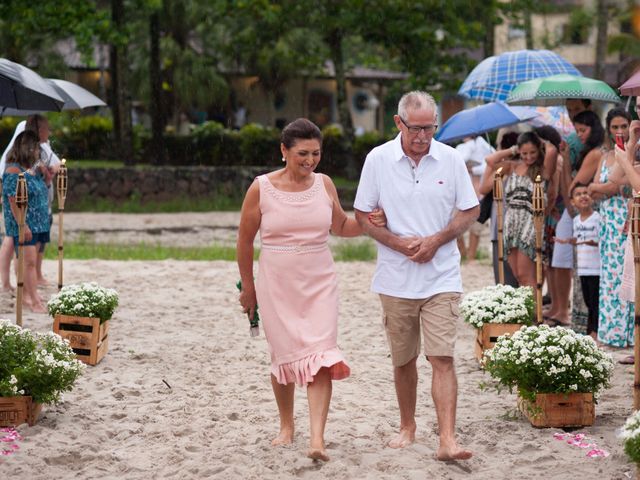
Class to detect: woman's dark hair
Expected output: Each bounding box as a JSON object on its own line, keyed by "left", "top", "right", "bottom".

{"left": 7, "top": 131, "right": 39, "bottom": 169}
{"left": 534, "top": 125, "right": 562, "bottom": 151}
{"left": 281, "top": 118, "right": 322, "bottom": 149}
{"left": 572, "top": 110, "right": 604, "bottom": 171}
{"left": 605, "top": 107, "right": 632, "bottom": 147}
{"left": 517, "top": 131, "right": 545, "bottom": 181}
{"left": 25, "top": 114, "right": 47, "bottom": 137}
{"left": 499, "top": 131, "right": 519, "bottom": 150}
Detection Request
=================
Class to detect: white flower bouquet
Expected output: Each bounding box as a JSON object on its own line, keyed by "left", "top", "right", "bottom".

{"left": 460, "top": 284, "right": 534, "bottom": 328}
{"left": 621, "top": 410, "right": 640, "bottom": 464}
{"left": 47, "top": 282, "right": 119, "bottom": 323}
{"left": 484, "top": 325, "right": 614, "bottom": 401}
{"left": 0, "top": 320, "right": 85, "bottom": 404}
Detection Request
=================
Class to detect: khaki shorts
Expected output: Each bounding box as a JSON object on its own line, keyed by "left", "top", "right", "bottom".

{"left": 379, "top": 292, "right": 460, "bottom": 366}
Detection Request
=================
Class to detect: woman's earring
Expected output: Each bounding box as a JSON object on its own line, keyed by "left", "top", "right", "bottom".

{"left": 282, "top": 157, "right": 286, "bottom": 163}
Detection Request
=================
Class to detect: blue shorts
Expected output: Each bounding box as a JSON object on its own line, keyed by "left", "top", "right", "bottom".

{"left": 13, "top": 231, "right": 51, "bottom": 255}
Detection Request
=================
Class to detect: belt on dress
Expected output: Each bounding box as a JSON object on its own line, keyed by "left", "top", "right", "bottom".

{"left": 261, "top": 243, "right": 328, "bottom": 253}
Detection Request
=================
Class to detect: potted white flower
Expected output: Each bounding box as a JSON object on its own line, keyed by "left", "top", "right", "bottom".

{"left": 484, "top": 325, "right": 615, "bottom": 427}
{"left": 47, "top": 283, "right": 119, "bottom": 365}
{"left": 0, "top": 320, "right": 85, "bottom": 427}
{"left": 621, "top": 410, "right": 640, "bottom": 466}
{"left": 460, "top": 284, "right": 534, "bottom": 361}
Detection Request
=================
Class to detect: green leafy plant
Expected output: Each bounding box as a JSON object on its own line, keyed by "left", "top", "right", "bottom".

{"left": 484, "top": 325, "right": 614, "bottom": 401}
{"left": 47, "top": 282, "right": 119, "bottom": 323}
{"left": 460, "top": 284, "right": 534, "bottom": 329}
{"left": 0, "top": 320, "right": 85, "bottom": 404}
{"left": 621, "top": 410, "right": 640, "bottom": 464}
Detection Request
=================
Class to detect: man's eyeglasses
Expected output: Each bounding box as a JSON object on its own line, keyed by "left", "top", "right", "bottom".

{"left": 399, "top": 116, "right": 438, "bottom": 135}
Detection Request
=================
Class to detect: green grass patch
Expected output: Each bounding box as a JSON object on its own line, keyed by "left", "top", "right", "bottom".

{"left": 44, "top": 241, "right": 248, "bottom": 261}
{"left": 65, "top": 159, "right": 126, "bottom": 169}
{"left": 43, "top": 239, "right": 378, "bottom": 262}
{"left": 332, "top": 240, "right": 377, "bottom": 262}
{"left": 67, "top": 194, "right": 243, "bottom": 213}
{"left": 332, "top": 176, "right": 358, "bottom": 189}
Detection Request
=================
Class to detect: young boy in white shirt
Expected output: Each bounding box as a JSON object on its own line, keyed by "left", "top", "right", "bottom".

{"left": 561, "top": 183, "right": 600, "bottom": 339}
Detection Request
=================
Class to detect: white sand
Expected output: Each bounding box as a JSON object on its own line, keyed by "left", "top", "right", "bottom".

{"left": 1, "top": 213, "right": 634, "bottom": 479}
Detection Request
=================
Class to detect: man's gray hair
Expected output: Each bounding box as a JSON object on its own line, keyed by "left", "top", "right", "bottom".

{"left": 397, "top": 91, "right": 437, "bottom": 119}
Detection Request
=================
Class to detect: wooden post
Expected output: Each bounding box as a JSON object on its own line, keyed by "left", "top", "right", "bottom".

{"left": 494, "top": 167, "right": 505, "bottom": 284}
{"left": 630, "top": 195, "right": 640, "bottom": 410}
{"left": 15, "top": 174, "right": 28, "bottom": 327}
{"left": 56, "top": 159, "right": 68, "bottom": 291}
{"left": 533, "top": 175, "right": 545, "bottom": 325}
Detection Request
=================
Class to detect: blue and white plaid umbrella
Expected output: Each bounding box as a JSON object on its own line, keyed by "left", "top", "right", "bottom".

{"left": 458, "top": 49, "right": 582, "bottom": 103}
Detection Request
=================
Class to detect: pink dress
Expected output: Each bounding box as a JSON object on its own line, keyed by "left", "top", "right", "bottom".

{"left": 256, "top": 173, "right": 350, "bottom": 386}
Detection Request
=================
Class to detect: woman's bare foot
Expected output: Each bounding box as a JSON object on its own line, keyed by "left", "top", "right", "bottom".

{"left": 2, "top": 286, "right": 15, "bottom": 297}
{"left": 436, "top": 443, "right": 473, "bottom": 461}
{"left": 37, "top": 277, "right": 49, "bottom": 287}
{"left": 388, "top": 426, "right": 416, "bottom": 448}
{"left": 306, "top": 448, "right": 329, "bottom": 462}
{"left": 271, "top": 428, "right": 294, "bottom": 446}
{"left": 28, "top": 302, "right": 47, "bottom": 314}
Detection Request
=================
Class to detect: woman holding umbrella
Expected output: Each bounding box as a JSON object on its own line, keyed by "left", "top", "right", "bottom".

{"left": 2, "top": 130, "right": 50, "bottom": 313}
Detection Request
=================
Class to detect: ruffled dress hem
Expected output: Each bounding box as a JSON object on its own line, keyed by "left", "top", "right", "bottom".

{"left": 271, "top": 347, "right": 351, "bottom": 387}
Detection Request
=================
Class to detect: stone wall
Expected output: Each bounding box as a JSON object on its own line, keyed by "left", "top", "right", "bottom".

{"left": 66, "top": 166, "right": 271, "bottom": 205}
{"left": 66, "top": 166, "right": 357, "bottom": 209}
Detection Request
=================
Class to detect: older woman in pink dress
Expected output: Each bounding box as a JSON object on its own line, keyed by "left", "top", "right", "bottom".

{"left": 237, "top": 118, "right": 384, "bottom": 462}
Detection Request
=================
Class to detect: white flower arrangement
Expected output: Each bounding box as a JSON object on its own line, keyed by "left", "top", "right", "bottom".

{"left": 621, "top": 410, "right": 640, "bottom": 464}
{"left": 460, "top": 284, "right": 534, "bottom": 328}
{"left": 47, "top": 282, "right": 119, "bottom": 323}
{"left": 0, "top": 320, "right": 85, "bottom": 404}
{"left": 484, "top": 325, "right": 614, "bottom": 401}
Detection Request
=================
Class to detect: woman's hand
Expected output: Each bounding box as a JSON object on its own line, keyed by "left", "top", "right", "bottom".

{"left": 23, "top": 224, "right": 32, "bottom": 243}
{"left": 239, "top": 284, "right": 257, "bottom": 320}
{"left": 587, "top": 182, "right": 606, "bottom": 201}
{"left": 368, "top": 207, "right": 386, "bottom": 227}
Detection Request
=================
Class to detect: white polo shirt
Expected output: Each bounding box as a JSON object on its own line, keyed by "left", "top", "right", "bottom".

{"left": 354, "top": 134, "right": 479, "bottom": 299}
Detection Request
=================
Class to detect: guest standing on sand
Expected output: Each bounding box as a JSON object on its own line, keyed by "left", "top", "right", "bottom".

{"left": 354, "top": 91, "right": 477, "bottom": 461}
{"left": 237, "top": 118, "right": 385, "bottom": 462}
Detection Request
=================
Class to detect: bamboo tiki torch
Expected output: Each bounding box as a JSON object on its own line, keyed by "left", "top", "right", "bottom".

{"left": 15, "top": 174, "right": 28, "bottom": 327}
{"left": 533, "top": 175, "right": 545, "bottom": 325}
{"left": 494, "top": 167, "right": 505, "bottom": 284}
{"left": 56, "top": 159, "right": 68, "bottom": 291}
{"left": 630, "top": 194, "right": 640, "bottom": 410}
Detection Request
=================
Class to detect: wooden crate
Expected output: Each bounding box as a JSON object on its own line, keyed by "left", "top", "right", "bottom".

{"left": 53, "top": 314, "right": 109, "bottom": 366}
{"left": 0, "top": 396, "right": 42, "bottom": 427}
{"left": 475, "top": 323, "right": 524, "bottom": 361}
{"left": 518, "top": 392, "right": 595, "bottom": 428}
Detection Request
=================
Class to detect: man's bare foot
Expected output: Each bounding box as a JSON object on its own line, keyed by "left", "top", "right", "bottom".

{"left": 37, "top": 278, "right": 49, "bottom": 287}
{"left": 306, "top": 448, "right": 329, "bottom": 462}
{"left": 271, "top": 428, "right": 294, "bottom": 446}
{"left": 436, "top": 444, "right": 473, "bottom": 461}
{"left": 2, "top": 286, "right": 15, "bottom": 297}
{"left": 388, "top": 427, "right": 416, "bottom": 448}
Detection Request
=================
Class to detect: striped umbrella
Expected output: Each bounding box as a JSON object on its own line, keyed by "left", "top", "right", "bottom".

{"left": 506, "top": 74, "right": 621, "bottom": 106}
{"left": 458, "top": 49, "right": 582, "bottom": 103}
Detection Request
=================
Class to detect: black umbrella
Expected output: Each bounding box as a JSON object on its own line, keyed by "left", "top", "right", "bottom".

{"left": 0, "top": 58, "right": 65, "bottom": 114}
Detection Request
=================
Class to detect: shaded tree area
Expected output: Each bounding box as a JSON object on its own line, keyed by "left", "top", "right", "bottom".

{"left": 5, "top": 0, "right": 631, "bottom": 166}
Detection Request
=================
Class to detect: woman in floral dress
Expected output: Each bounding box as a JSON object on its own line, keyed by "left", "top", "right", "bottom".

{"left": 584, "top": 108, "right": 634, "bottom": 347}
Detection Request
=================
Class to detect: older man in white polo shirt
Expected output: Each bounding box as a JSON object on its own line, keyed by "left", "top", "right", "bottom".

{"left": 354, "top": 91, "right": 478, "bottom": 461}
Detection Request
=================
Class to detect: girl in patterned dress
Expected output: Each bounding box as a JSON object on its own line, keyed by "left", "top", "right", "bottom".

{"left": 485, "top": 131, "right": 556, "bottom": 291}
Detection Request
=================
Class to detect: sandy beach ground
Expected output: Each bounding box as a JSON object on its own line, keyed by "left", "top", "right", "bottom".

{"left": 1, "top": 213, "right": 635, "bottom": 479}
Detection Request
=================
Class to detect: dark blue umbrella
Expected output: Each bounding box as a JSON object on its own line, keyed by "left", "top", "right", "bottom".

{"left": 436, "top": 101, "right": 539, "bottom": 144}
{"left": 0, "top": 58, "right": 65, "bottom": 115}
{"left": 458, "top": 49, "right": 582, "bottom": 103}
